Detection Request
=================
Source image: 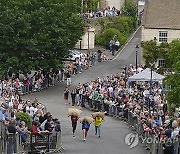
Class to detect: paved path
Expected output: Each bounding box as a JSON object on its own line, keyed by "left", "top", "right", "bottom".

{"left": 23, "top": 28, "right": 146, "bottom": 154}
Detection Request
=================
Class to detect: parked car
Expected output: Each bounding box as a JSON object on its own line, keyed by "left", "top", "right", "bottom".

{"left": 69, "top": 49, "right": 83, "bottom": 60}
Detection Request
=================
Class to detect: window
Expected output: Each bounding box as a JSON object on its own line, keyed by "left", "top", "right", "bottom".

{"left": 159, "top": 31, "right": 168, "bottom": 42}
{"left": 158, "top": 59, "right": 165, "bottom": 67}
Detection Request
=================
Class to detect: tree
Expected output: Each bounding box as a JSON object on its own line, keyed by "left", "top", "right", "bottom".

{"left": 141, "top": 40, "right": 170, "bottom": 67}
{"left": 106, "top": 16, "right": 137, "bottom": 36}
{"left": 95, "top": 28, "right": 126, "bottom": 48}
{"left": 0, "top": 0, "right": 84, "bottom": 76}
{"left": 164, "top": 39, "right": 180, "bottom": 106}
{"left": 122, "top": 0, "right": 137, "bottom": 18}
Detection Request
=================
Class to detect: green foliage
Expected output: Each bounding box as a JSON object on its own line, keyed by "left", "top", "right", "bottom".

{"left": 16, "top": 112, "right": 32, "bottom": 128}
{"left": 106, "top": 16, "right": 137, "bottom": 35}
{"left": 164, "top": 39, "right": 180, "bottom": 107}
{"left": 96, "top": 15, "right": 137, "bottom": 48}
{"left": 0, "top": 0, "right": 84, "bottom": 76}
{"left": 141, "top": 41, "right": 170, "bottom": 67}
{"left": 164, "top": 73, "right": 180, "bottom": 107}
{"left": 94, "top": 0, "right": 137, "bottom": 49}
{"left": 122, "top": 0, "right": 137, "bottom": 18}
{"left": 167, "top": 40, "right": 180, "bottom": 71}
{"left": 96, "top": 28, "right": 126, "bottom": 48}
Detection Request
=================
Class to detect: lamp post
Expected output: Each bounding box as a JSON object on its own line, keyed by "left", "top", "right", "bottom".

{"left": 79, "top": 38, "right": 82, "bottom": 50}
{"left": 125, "top": 65, "right": 127, "bottom": 88}
{"left": 87, "top": 27, "right": 90, "bottom": 54}
{"left": 149, "top": 60, "right": 155, "bottom": 95}
{"left": 135, "top": 45, "right": 139, "bottom": 74}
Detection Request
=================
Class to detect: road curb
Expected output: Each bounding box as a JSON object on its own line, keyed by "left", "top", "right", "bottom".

{"left": 112, "top": 25, "right": 142, "bottom": 60}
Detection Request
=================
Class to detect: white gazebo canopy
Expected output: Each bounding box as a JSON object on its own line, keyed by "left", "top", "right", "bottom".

{"left": 128, "top": 68, "right": 165, "bottom": 82}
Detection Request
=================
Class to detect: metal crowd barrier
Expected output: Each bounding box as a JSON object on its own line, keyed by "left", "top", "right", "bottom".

{"left": 22, "top": 132, "right": 64, "bottom": 154}
{"left": 0, "top": 121, "right": 64, "bottom": 154}
{"left": 0, "top": 121, "right": 7, "bottom": 154}
{"left": 87, "top": 103, "right": 179, "bottom": 154}
{"left": 124, "top": 110, "right": 180, "bottom": 154}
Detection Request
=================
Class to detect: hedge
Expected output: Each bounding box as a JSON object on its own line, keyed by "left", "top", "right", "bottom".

{"left": 95, "top": 28, "right": 127, "bottom": 49}
{"left": 95, "top": 16, "right": 137, "bottom": 49}
{"left": 16, "top": 112, "right": 32, "bottom": 128}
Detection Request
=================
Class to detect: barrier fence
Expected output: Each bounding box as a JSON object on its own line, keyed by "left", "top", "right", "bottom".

{"left": 107, "top": 105, "right": 180, "bottom": 154}
{"left": 82, "top": 99, "right": 180, "bottom": 154}
{"left": 0, "top": 122, "right": 64, "bottom": 154}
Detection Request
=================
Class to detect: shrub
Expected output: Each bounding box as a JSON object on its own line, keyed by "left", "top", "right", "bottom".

{"left": 96, "top": 28, "right": 127, "bottom": 49}
{"left": 16, "top": 112, "right": 32, "bottom": 128}
{"left": 106, "top": 16, "right": 136, "bottom": 35}
{"left": 95, "top": 15, "right": 136, "bottom": 48}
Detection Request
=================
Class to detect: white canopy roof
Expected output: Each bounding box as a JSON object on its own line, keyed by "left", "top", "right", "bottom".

{"left": 128, "top": 68, "right": 165, "bottom": 82}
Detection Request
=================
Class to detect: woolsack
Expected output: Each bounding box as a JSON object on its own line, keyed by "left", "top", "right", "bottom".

{"left": 92, "top": 112, "right": 105, "bottom": 119}
{"left": 79, "top": 116, "right": 94, "bottom": 123}
{"left": 67, "top": 108, "right": 81, "bottom": 117}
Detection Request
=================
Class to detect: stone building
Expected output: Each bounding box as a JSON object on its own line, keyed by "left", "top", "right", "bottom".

{"left": 141, "top": 0, "right": 180, "bottom": 66}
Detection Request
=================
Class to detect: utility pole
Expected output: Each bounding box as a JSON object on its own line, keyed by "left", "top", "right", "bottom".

{"left": 88, "top": 28, "right": 90, "bottom": 53}
{"left": 81, "top": 0, "right": 84, "bottom": 14}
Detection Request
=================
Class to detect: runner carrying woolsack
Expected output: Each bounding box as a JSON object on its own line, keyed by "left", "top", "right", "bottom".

{"left": 71, "top": 113, "right": 79, "bottom": 137}
{"left": 80, "top": 117, "right": 93, "bottom": 141}
{"left": 94, "top": 114, "right": 103, "bottom": 138}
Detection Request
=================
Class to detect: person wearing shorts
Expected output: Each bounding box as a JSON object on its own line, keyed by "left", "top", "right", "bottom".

{"left": 81, "top": 119, "right": 91, "bottom": 141}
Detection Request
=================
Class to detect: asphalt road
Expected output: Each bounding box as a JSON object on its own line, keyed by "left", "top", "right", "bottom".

{"left": 23, "top": 28, "right": 147, "bottom": 154}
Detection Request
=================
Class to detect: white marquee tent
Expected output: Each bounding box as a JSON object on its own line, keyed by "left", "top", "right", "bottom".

{"left": 128, "top": 68, "right": 165, "bottom": 82}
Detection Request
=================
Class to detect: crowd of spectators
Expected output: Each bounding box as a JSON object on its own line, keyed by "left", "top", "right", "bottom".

{"left": 0, "top": 51, "right": 100, "bottom": 153}
{"left": 83, "top": 6, "right": 122, "bottom": 19}
{"left": 67, "top": 64, "right": 179, "bottom": 153}
{"left": 0, "top": 52, "right": 98, "bottom": 97}
{"left": 0, "top": 90, "right": 61, "bottom": 153}
{"left": 0, "top": 50, "right": 104, "bottom": 153}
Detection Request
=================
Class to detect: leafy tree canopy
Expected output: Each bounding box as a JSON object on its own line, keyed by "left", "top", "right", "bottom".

{"left": 96, "top": 28, "right": 126, "bottom": 48}
{"left": 141, "top": 40, "right": 170, "bottom": 67}
{"left": 164, "top": 39, "right": 180, "bottom": 106}
{"left": 122, "top": 0, "right": 137, "bottom": 18}
{"left": 0, "top": 0, "right": 84, "bottom": 76}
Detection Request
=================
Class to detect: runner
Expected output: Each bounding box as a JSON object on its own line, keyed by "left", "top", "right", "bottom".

{"left": 71, "top": 113, "right": 78, "bottom": 137}
{"left": 81, "top": 118, "right": 91, "bottom": 141}
{"left": 94, "top": 114, "right": 103, "bottom": 138}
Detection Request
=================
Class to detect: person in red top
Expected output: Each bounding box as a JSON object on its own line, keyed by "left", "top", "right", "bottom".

{"left": 71, "top": 113, "right": 79, "bottom": 137}
{"left": 31, "top": 121, "right": 48, "bottom": 134}
{"left": 31, "top": 121, "right": 39, "bottom": 134}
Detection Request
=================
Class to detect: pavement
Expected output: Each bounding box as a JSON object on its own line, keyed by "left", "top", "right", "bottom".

{"left": 23, "top": 27, "right": 146, "bottom": 154}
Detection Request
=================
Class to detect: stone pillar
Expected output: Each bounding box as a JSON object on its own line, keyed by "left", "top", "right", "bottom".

{"left": 75, "top": 28, "right": 95, "bottom": 50}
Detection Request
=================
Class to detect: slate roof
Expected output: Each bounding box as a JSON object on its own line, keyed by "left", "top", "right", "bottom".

{"left": 142, "top": 0, "right": 180, "bottom": 29}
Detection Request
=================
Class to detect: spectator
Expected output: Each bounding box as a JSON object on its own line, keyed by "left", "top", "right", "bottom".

{"left": 64, "top": 87, "right": 69, "bottom": 105}
{"left": 7, "top": 120, "right": 17, "bottom": 154}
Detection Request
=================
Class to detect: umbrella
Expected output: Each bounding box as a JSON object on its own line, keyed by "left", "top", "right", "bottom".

{"left": 79, "top": 116, "right": 94, "bottom": 123}
{"left": 67, "top": 108, "right": 82, "bottom": 117}
{"left": 92, "top": 112, "right": 105, "bottom": 119}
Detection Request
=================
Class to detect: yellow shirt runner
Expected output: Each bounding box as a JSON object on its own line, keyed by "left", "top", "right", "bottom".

{"left": 95, "top": 117, "right": 103, "bottom": 126}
